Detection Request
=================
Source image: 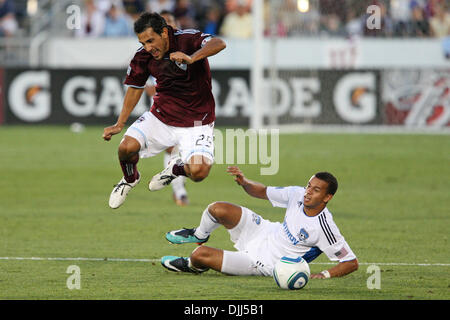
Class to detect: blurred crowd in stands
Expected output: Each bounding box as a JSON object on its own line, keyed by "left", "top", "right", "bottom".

{"left": 0, "top": 0, "right": 449, "bottom": 38}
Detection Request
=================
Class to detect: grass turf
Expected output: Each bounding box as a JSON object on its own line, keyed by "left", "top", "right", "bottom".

{"left": 0, "top": 125, "right": 449, "bottom": 300}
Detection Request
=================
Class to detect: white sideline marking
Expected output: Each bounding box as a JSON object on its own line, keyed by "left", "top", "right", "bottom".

{"left": 0, "top": 257, "right": 157, "bottom": 262}
{"left": 0, "top": 257, "right": 449, "bottom": 266}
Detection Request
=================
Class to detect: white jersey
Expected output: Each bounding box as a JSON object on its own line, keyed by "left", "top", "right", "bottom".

{"left": 264, "top": 186, "right": 356, "bottom": 265}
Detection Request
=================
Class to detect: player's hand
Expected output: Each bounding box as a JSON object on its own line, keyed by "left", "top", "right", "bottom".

{"left": 227, "top": 166, "right": 246, "bottom": 186}
{"left": 310, "top": 273, "right": 327, "bottom": 279}
{"left": 170, "top": 51, "right": 193, "bottom": 65}
{"left": 103, "top": 124, "right": 123, "bottom": 141}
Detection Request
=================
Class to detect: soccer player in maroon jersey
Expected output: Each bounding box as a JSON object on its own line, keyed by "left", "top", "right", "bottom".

{"left": 145, "top": 11, "right": 189, "bottom": 207}
{"left": 103, "top": 12, "right": 226, "bottom": 209}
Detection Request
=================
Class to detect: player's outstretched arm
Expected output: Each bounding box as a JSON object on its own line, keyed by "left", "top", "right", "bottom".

{"left": 227, "top": 166, "right": 268, "bottom": 200}
{"left": 310, "top": 259, "right": 359, "bottom": 279}
{"left": 103, "top": 87, "right": 144, "bottom": 141}
{"left": 190, "top": 37, "right": 226, "bottom": 62}
{"left": 169, "top": 37, "right": 226, "bottom": 65}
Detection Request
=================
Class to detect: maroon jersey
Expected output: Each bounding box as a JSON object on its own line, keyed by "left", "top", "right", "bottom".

{"left": 124, "top": 26, "right": 215, "bottom": 127}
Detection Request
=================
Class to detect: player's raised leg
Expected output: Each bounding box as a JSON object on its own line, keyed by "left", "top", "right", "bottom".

{"left": 109, "top": 135, "right": 142, "bottom": 209}
{"left": 165, "top": 201, "right": 242, "bottom": 244}
{"left": 149, "top": 123, "right": 215, "bottom": 191}
{"left": 162, "top": 202, "right": 267, "bottom": 275}
{"left": 163, "top": 147, "right": 189, "bottom": 206}
{"left": 149, "top": 154, "right": 213, "bottom": 191}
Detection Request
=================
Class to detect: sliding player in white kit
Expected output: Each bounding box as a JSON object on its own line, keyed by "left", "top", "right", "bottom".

{"left": 161, "top": 166, "right": 358, "bottom": 279}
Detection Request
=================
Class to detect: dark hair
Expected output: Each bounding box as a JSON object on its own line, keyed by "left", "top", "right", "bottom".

{"left": 314, "top": 172, "right": 338, "bottom": 195}
{"left": 134, "top": 12, "right": 167, "bottom": 35}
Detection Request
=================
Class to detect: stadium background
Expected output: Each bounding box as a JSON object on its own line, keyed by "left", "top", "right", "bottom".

{"left": 0, "top": 0, "right": 449, "bottom": 302}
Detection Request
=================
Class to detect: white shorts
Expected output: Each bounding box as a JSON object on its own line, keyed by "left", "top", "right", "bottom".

{"left": 221, "top": 207, "right": 279, "bottom": 277}
{"left": 124, "top": 111, "right": 215, "bottom": 163}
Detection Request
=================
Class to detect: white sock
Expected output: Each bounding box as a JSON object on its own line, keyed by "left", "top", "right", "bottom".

{"left": 194, "top": 208, "right": 220, "bottom": 239}
{"left": 165, "top": 148, "right": 187, "bottom": 199}
{"left": 172, "top": 176, "right": 187, "bottom": 199}
{"left": 163, "top": 151, "right": 171, "bottom": 168}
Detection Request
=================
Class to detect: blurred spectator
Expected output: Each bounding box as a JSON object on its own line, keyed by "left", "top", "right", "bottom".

{"left": 28, "top": 0, "right": 447, "bottom": 39}
{"left": 319, "top": 0, "right": 347, "bottom": 23}
{"left": 160, "top": 9, "right": 180, "bottom": 28}
{"left": 220, "top": 0, "right": 252, "bottom": 38}
{"left": 122, "top": 0, "right": 145, "bottom": 20}
{"left": 173, "top": 0, "right": 197, "bottom": 29}
{"left": 424, "top": 0, "right": 440, "bottom": 19}
{"left": 75, "top": 0, "right": 106, "bottom": 37}
{"left": 95, "top": 0, "right": 115, "bottom": 14}
{"left": 0, "top": 0, "right": 18, "bottom": 37}
{"left": 203, "top": 6, "right": 222, "bottom": 35}
{"left": 409, "top": 1, "right": 430, "bottom": 37}
{"left": 103, "top": 4, "right": 133, "bottom": 37}
{"left": 268, "top": 0, "right": 292, "bottom": 37}
{"left": 390, "top": 0, "right": 411, "bottom": 36}
{"left": 277, "top": 0, "right": 319, "bottom": 37}
{"left": 225, "top": 0, "right": 251, "bottom": 13}
{"left": 345, "top": 8, "right": 364, "bottom": 37}
{"left": 147, "top": 0, "right": 175, "bottom": 13}
{"left": 320, "top": 13, "right": 346, "bottom": 37}
{"left": 363, "top": 1, "right": 393, "bottom": 37}
{"left": 429, "top": 2, "right": 450, "bottom": 38}
{"left": 11, "top": 0, "right": 26, "bottom": 28}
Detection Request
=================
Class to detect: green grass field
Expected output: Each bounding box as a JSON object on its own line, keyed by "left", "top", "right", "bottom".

{"left": 0, "top": 125, "right": 449, "bottom": 300}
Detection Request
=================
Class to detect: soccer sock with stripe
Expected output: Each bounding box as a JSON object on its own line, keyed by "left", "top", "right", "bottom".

{"left": 120, "top": 157, "right": 139, "bottom": 183}
{"left": 194, "top": 207, "right": 220, "bottom": 240}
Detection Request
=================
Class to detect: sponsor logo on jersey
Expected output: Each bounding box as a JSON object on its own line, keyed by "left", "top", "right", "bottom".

{"left": 297, "top": 228, "right": 309, "bottom": 241}
{"left": 175, "top": 61, "right": 187, "bottom": 71}
{"left": 252, "top": 213, "right": 261, "bottom": 225}
{"left": 282, "top": 220, "right": 299, "bottom": 246}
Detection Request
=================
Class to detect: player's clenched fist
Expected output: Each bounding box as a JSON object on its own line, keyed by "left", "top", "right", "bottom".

{"left": 169, "top": 51, "right": 193, "bottom": 65}
{"left": 103, "top": 124, "right": 123, "bottom": 141}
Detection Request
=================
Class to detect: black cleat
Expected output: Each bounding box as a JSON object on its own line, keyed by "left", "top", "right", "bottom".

{"left": 161, "top": 256, "right": 208, "bottom": 274}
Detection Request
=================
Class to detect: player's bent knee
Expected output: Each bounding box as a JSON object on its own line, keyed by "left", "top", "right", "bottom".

{"left": 118, "top": 137, "right": 140, "bottom": 159}
{"left": 208, "top": 201, "right": 236, "bottom": 222}
{"left": 188, "top": 164, "right": 211, "bottom": 182}
{"left": 190, "top": 246, "right": 211, "bottom": 265}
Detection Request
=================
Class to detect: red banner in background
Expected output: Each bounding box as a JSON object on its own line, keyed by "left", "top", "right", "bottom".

{"left": 382, "top": 70, "right": 450, "bottom": 127}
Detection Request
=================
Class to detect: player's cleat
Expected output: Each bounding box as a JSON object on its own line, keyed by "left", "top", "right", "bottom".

{"left": 161, "top": 256, "right": 208, "bottom": 274}
{"left": 149, "top": 156, "right": 183, "bottom": 191}
{"left": 165, "top": 228, "right": 209, "bottom": 245}
{"left": 108, "top": 175, "right": 140, "bottom": 209}
{"left": 173, "top": 193, "right": 189, "bottom": 206}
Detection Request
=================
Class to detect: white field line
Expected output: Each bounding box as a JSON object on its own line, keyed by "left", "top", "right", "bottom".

{"left": 0, "top": 256, "right": 449, "bottom": 266}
